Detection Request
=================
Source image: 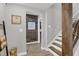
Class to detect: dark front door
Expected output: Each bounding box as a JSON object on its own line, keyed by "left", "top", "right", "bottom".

{"left": 26, "top": 14, "right": 38, "bottom": 42}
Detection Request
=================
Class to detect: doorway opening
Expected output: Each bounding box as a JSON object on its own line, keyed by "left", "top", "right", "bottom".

{"left": 26, "top": 14, "right": 38, "bottom": 44}
{"left": 26, "top": 14, "right": 43, "bottom": 55}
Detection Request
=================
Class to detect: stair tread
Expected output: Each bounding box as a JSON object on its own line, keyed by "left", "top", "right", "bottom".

{"left": 51, "top": 44, "right": 61, "bottom": 51}
{"left": 49, "top": 46, "right": 62, "bottom": 56}
{"left": 56, "top": 37, "right": 62, "bottom": 40}
{"left": 48, "top": 48, "right": 59, "bottom": 56}
{"left": 53, "top": 42, "right": 62, "bottom": 48}
{"left": 58, "top": 33, "right": 62, "bottom": 36}
{"left": 58, "top": 36, "right": 62, "bottom": 37}
{"left": 55, "top": 39, "right": 62, "bottom": 42}
{"left": 54, "top": 40, "right": 62, "bottom": 45}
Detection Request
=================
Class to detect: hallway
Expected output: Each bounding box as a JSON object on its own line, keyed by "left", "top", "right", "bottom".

{"left": 0, "top": 3, "right": 79, "bottom": 56}
{"left": 27, "top": 43, "right": 53, "bottom": 56}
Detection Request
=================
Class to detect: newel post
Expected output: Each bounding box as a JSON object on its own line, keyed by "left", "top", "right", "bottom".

{"left": 62, "top": 3, "right": 73, "bottom": 56}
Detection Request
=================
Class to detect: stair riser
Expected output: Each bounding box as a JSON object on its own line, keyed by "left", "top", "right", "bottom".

{"left": 53, "top": 43, "right": 62, "bottom": 48}
{"left": 49, "top": 46, "right": 62, "bottom": 56}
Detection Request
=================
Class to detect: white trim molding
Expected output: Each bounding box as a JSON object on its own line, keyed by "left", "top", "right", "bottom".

{"left": 41, "top": 47, "right": 49, "bottom": 51}
{"left": 26, "top": 41, "right": 39, "bottom": 44}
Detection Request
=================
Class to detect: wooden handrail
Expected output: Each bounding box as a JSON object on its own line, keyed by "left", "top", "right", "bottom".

{"left": 2, "top": 21, "right": 9, "bottom": 56}
{"left": 73, "top": 20, "right": 79, "bottom": 47}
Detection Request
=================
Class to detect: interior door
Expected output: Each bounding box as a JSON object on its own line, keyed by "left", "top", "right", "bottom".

{"left": 26, "top": 14, "right": 38, "bottom": 42}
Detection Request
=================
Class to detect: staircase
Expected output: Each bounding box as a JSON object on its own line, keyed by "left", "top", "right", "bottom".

{"left": 48, "top": 32, "right": 62, "bottom": 56}
{"left": 48, "top": 19, "right": 79, "bottom": 56}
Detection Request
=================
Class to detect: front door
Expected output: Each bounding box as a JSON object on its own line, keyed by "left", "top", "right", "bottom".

{"left": 26, "top": 14, "right": 38, "bottom": 43}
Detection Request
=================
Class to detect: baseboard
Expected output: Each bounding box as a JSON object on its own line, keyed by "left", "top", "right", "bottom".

{"left": 41, "top": 47, "right": 49, "bottom": 51}
{"left": 17, "top": 52, "right": 27, "bottom": 56}
{"left": 26, "top": 41, "right": 40, "bottom": 44}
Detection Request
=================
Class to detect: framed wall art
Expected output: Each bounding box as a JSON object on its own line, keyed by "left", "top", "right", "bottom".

{"left": 11, "top": 15, "right": 21, "bottom": 24}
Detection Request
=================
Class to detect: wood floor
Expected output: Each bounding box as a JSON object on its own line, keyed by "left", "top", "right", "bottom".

{"left": 27, "top": 43, "right": 53, "bottom": 56}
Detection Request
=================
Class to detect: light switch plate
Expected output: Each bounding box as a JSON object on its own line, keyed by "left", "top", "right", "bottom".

{"left": 19, "top": 29, "right": 23, "bottom": 32}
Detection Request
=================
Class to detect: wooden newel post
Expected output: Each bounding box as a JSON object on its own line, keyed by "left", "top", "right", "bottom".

{"left": 62, "top": 3, "right": 73, "bottom": 56}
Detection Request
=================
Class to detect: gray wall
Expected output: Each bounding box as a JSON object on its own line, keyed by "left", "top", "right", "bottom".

{"left": 46, "top": 3, "right": 61, "bottom": 45}
{"left": 5, "top": 4, "right": 45, "bottom": 55}
{"left": 5, "top": 4, "right": 27, "bottom": 55}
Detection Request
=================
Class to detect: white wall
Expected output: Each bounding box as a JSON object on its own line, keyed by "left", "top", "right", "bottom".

{"left": 46, "top": 3, "right": 62, "bottom": 46}
{"left": 73, "top": 39, "right": 79, "bottom": 56}
{"left": 5, "top": 4, "right": 45, "bottom": 55}
{"left": 73, "top": 3, "right": 79, "bottom": 19}
{"left": 41, "top": 12, "right": 47, "bottom": 49}
{"left": 0, "top": 3, "right": 5, "bottom": 24}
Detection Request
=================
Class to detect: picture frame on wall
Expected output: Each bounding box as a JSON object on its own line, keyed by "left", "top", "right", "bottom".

{"left": 11, "top": 15, "right": 21, "bottom": 24}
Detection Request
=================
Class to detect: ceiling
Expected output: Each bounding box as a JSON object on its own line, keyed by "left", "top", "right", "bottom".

{"left": 15, "top": 3, "right": 54, "bottom": 11}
